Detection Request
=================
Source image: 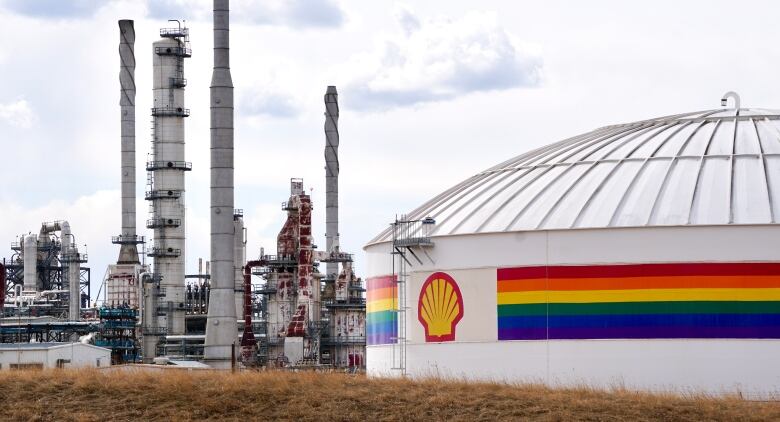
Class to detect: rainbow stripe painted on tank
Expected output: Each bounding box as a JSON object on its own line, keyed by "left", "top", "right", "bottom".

{"left": 367, "top": 275, "right": 397, "bottom": 345}
{"left": 497, "top": 263, "right": 780, "bottom": 340}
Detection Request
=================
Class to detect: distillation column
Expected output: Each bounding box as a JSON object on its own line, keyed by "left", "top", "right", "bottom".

{"left": 141, "top": 272, "right": 159, "bottom": 362}
{"left": 58, "top": 221, "right": 82, "bottom": 321}
{"left": 324, "top": 86, "right": 340, "bottom": 279}
{"left": 234, "top": 211, "right": 246, "bottom": 320}
{"left": 147, "top": 25, "right": 191, "bottom": 336}
{"left": 204, "top": 0, "right": 238, "bottom": 368}
{"left": 22, "top": 234, "right": 37, "bottom": 293}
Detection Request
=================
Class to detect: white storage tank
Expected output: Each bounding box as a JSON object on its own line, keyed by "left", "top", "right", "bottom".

{"left": 364, "top": 106, "right": 780, "bottom": 395}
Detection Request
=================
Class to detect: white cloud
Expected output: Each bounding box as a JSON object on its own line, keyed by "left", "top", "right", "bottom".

{"left": 0, "top": 99, "right": 34, "bottom": 128}
{"left": 244, "top": 203, "right": 285, "bottom": 258}
{"left": 0, "top": 0, "right": 106, "bottom": 19}
{"left": 260, "top": 0, "right": 345, "bottom": 28}
{"left": 146, "top": 0, "right": 345, "bottom": 28}
{"left": 396, "top": 6, "right": 421, "bottom": 36}
{"left": 343, "top": 8, "right": 542, "bottom": 110}
{"left": 240, "top": 89, "right": 301, "bottom": 118}
{"left": 144, "top": 0, "right": 207, "bottom": 21}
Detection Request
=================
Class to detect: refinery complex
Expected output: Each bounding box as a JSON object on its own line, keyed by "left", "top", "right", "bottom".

{"left": 2, "top": 0, "right": 780, "bottom": 399}
{"left": 0, "top": 1, "right": 366, "bottom": 371}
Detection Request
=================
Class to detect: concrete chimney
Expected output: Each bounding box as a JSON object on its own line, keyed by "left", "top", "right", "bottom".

{"left": 117, "top": 19, "right": 140, "bottom": 265}
{"left": 204, "top": 0, "right": 238, "bottom": 369}
{"left": 324, "top": 85, "right": 340, "bottom": 278}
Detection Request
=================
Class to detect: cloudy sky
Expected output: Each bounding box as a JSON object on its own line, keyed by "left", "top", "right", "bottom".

{"left": 0, "top": 0, "right": 776, "bottom": 301}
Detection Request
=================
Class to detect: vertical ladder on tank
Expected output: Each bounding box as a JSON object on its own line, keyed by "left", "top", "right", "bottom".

{"left": 390, "top": 232, "right": 408, "bottom": 376}
{"left": 390, "top": 216, "right": 436, "bottom": 377}
{"left": 391, "top": 221, "right": 408, "bottom": 376}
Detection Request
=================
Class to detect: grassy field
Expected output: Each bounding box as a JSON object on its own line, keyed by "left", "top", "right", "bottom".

{"left": 1, "top": 369, "right": 778, "bottom": 421}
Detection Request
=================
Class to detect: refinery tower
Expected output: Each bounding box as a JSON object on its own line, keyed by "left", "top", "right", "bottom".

{"left": 146, "top": 23, "right": 192, "bottom": 339}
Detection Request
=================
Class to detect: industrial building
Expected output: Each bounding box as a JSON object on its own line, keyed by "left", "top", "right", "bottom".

{"left": 0, "top": 343, "right": 111, "bottom": 370}
{"left": 1, "top": 221, "right": 92, "bottom": 344}
{"left": 242, "top": 177, "right": 365, "bottom": 368}
{"left": 365, "top": 94, "right": 780, "bottom": 395}
{"left": 1, "top": 0, "right": 365, "bottom": 371}
{"left": 234, "top": 86, "right": 365, "bottom": 369}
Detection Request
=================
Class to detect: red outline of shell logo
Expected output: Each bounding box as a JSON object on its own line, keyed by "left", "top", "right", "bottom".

{"left": 418, "top": 272, "right": 464, "bottom": 342}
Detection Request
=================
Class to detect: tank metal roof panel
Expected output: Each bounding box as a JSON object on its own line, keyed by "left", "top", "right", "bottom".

{"left": 369, "top": 108, "right": 780, "bottom": 245}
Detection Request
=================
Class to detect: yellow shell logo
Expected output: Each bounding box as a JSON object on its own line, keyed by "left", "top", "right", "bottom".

{"left": 418, "top": 272, "right": 464, "bottom": 342}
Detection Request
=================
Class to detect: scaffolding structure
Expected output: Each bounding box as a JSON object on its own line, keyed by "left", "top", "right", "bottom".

{"left": 390, "top": 216, "right": 435, "bottom": 376}
{"left": 252, "top": 259, "right": 366, "bottom": 369}
{"left": 96, "top": 306, "right": 140, "bottom": 363}
{"left": 0, "top": 320, "right": 98, "bottom": 343}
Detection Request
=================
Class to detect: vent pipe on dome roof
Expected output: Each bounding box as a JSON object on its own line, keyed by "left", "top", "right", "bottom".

{"left": 721, "top": 91, "right": 740, "bottom": 109}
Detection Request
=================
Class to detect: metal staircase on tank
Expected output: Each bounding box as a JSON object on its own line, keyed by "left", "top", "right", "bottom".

{"left": 390, "top": 216, "right": 436, "bottom": 376}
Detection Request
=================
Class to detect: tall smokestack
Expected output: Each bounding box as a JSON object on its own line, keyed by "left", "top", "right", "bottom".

{"left": 324, "top": 86, "right": 339, "bottom": 278}
{"left": 117, "top": 19, "right": 139, "bottom": 264}
{"left": 204, "top": 0, "right": 237, "bottom": 369}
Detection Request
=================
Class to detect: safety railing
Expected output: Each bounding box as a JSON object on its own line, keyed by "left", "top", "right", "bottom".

{"left": 160, "top": 27, "right": 189, "bottom": 38}
{"left": 111, "top": 235, "right": 145, "bottom": 245}
{"left": 147, "top": 247, "right": 181, "bottom": 258}
{"left": 146, "top": 218, "right": 182, "bottom": 229}
{"left": 146, "top": 161, "right": 192, "bottom": 171}
{"left": 144, "top": 190, "right": 182, "bottom": 200}
{"left": 154, "top": 46, "right": 191, "bottom": 57}
{"left": 150, "top": 106, "right": 190, "bottom": 117}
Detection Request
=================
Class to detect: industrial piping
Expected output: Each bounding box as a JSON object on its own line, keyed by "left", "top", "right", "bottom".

{"left": 117, "top": 19, "right": 140, "bottom": 265}
{"left": 40, "top": 221, "right": 82, "bottom": 321}
{"left": 324, "top": 86, "right": 340, "bottom": 278}
{"left": 19, "top": 222, "right": 83, "bottom": 320}
{"left": 204, "top": 0, "right": 238, "bottom": 369}
{"left": 240, "top": 260, "right": 261, "bottom": 362}
{"left": 0, "top": 262, "right": 5, "bottom": 313}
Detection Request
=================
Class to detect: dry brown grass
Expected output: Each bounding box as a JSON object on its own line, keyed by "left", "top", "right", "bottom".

{"left": 0, "top": 368, "right": 778, "bottom": 421}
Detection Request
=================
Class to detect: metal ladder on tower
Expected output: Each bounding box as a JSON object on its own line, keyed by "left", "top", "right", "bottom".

{"left": 390, "top": 216, "right": 436, "bottom": 377}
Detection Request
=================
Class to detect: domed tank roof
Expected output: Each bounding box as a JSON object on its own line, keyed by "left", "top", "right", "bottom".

{"left": 369, "top": 106, "right": 780, "bottom": 245}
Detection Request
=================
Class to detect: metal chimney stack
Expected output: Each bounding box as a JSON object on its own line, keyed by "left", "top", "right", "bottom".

{"left": 204, "top": 0, "right": 238, "bottom": 369}
{"left": 117, "top": 19, "right": 140, "bottom": 265}
{"left": 324, "top": 86, "right": 340, "bottom": 278}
